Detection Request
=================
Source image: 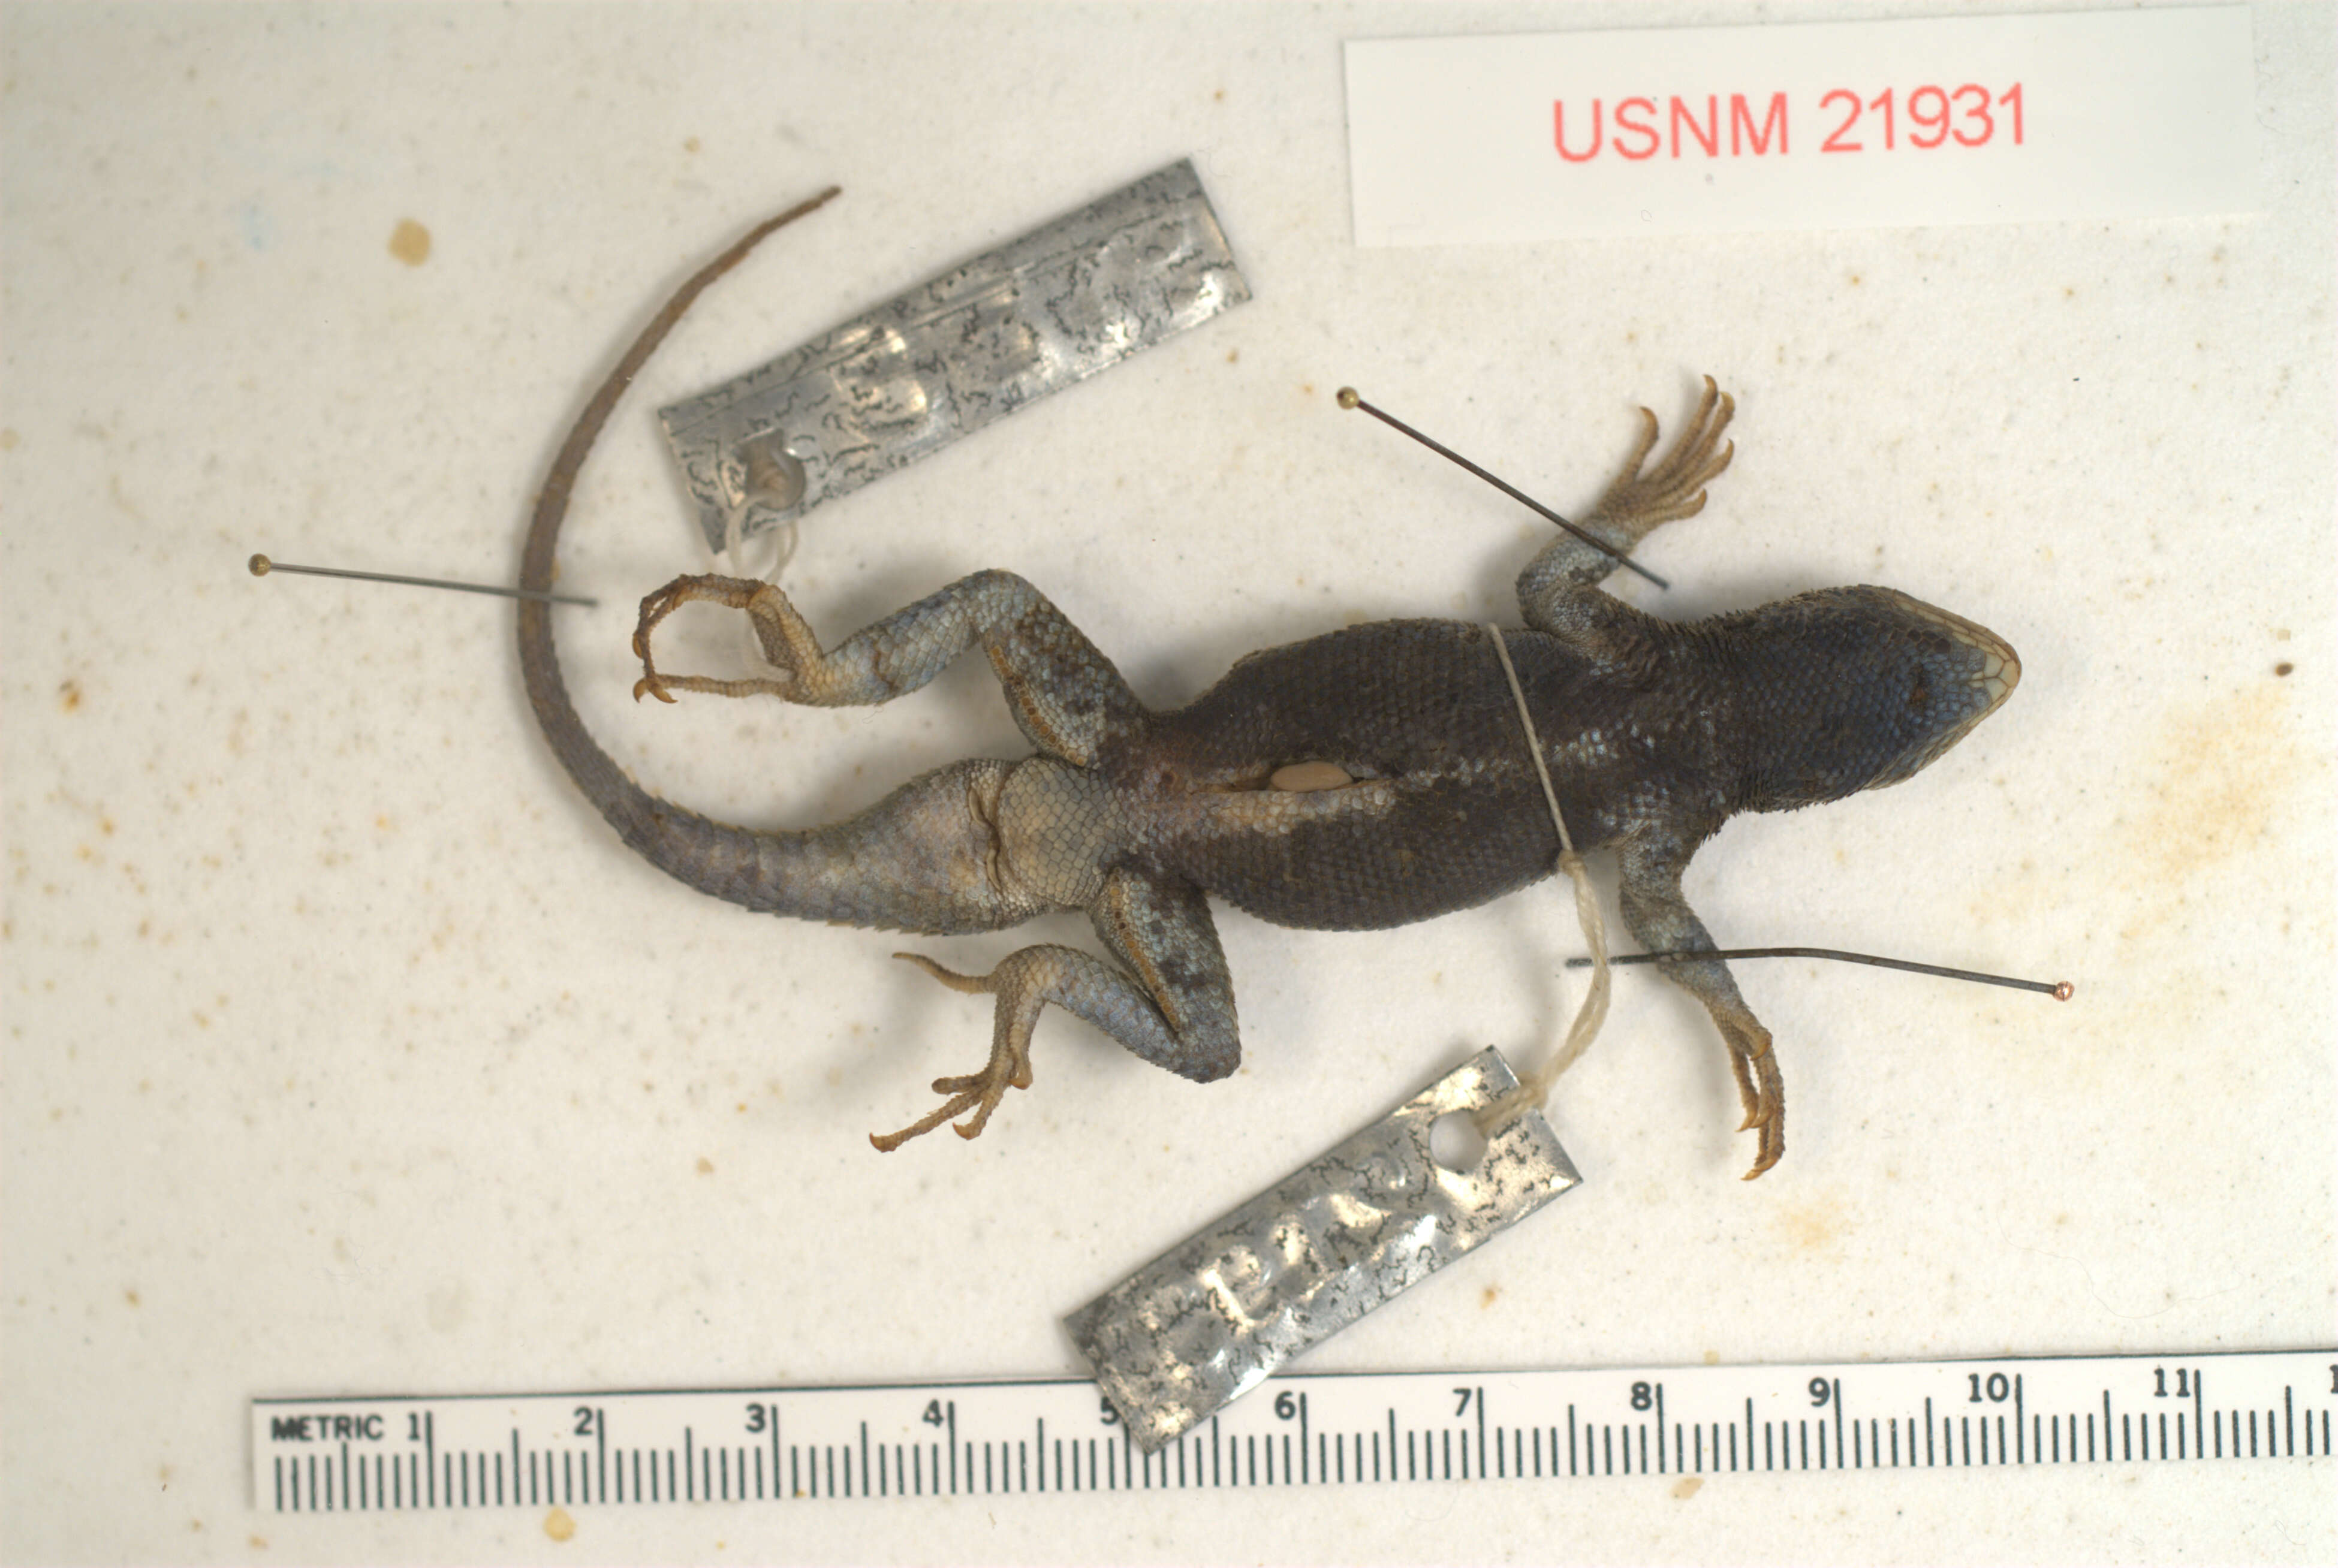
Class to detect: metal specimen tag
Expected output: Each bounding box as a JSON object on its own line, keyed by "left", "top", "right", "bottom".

{"left": 658, "top": 159, "right": 1251, "bottom": 553}
{"left": 1064, "top": 1048, "right": 1581, "bottom": 1452}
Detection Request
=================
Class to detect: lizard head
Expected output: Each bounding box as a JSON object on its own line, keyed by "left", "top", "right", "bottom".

{"left": 1736, "top": 586, "right": 2020, "bottom": 810}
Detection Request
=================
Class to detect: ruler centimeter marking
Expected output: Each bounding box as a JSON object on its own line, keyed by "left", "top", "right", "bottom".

{"left": 253, "top": 1348, "right": 2334, "bottom": 1512}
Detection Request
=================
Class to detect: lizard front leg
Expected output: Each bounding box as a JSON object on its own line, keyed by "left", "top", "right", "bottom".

{"left": 1617, "top": 834, "right": 1785, "bottom": 1180}
{"left": 1518, "top": 376, "right": 1735, "bottom": 638}
{"left": 876, "top": 867, "right": 1239, "bottom": 1150}
{"left": 633, "top": 568, "right": 1145, "bottom": 767}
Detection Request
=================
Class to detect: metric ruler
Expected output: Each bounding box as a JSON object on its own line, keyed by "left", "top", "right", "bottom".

{"left": 252, "top": 1347, "right": 2332, "bottom": 1512}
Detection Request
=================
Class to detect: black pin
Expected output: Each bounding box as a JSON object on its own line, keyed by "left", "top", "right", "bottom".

{"left": 248, "top": 554, "right": 596, "bottom": 608}
{"left": 1571, "top": 948, "right": 2072, "bottom": 1000}
{"left": 1336, "top": 386, "right": 1669, "bottom": 590}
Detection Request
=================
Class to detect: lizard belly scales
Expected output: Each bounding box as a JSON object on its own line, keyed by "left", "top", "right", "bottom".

{"left": 1131, "top": 620, "right": 1634, "bottom": 931}
{"left": 522, "top": 200, "right": 2020, "bottom": 1175}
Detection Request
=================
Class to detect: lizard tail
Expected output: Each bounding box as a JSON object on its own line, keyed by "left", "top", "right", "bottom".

{"left": 516, "top": 189, "right": 842, "bottom": 906}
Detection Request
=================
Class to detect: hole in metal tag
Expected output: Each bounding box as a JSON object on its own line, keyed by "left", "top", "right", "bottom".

{"left": 659, "top": 158, "right": 1251, "bottom": 553}
{"left": 1064, "top": 1047, "right": 1581, "bottom": 1452}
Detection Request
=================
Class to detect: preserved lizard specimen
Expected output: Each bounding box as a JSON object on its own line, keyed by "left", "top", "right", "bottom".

{"left": 518, "top": 195, "right": 2019, "bottom": 1178}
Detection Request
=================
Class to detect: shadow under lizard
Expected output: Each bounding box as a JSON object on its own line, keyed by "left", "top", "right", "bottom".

{"left": 517, "top": 192, "right": 2020, "bottom": 1179}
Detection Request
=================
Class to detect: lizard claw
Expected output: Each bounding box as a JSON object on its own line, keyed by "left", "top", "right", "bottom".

{"left": 867, "top": 952, "right": 1040, "bottom": 1152}
{"left": 628, "top": 572, "right": 805, "bottom": 705}
{"left": 1724, "top": 1021, "right": 1785, "bottom": 1179}
{"left": 1586, "top": 376, "right": 1737, "bottom": 539}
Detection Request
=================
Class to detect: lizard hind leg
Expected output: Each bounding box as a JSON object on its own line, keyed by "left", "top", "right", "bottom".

{"left": 872, "top": 870, "right": 1241, "bottom": 1151}
{"left": 870, "top": 952, "right": 1044, "bottom": 1150}
{"left": 629, "top": 566, "right": 1149, "bottom": 770}
{"left": 631, "top": 573, "right": 818, "bottom": 704}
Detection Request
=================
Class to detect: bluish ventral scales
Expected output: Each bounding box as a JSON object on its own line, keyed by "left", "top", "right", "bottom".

{"left": 516, "top": 192, "right": 2020, "bottom": 1180}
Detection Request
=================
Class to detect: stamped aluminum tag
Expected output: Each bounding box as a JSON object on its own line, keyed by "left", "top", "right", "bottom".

{"left": 658, "top": 159, "right": 1250, "bottom": 553}
{"left": 1064, "top": 1048, "right": 1581, "bottom": 1452}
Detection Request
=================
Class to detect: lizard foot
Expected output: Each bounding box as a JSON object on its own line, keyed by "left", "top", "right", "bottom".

{"left": 629, "top": 573, "right": 815, "bottom": 704}
{"left": 1589, "top": 376, "right": 1737, "bottom": 539}
{"left": 867, "top": 952, "right": 1040, "bottom": 1151}
{"left": 1721, "top": 1020, "right": 1785, "bottom": 1180}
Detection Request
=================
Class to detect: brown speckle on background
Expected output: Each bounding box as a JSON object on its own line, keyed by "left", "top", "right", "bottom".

{"left": 388, "top": 219, "right": 431, "bottom": 267}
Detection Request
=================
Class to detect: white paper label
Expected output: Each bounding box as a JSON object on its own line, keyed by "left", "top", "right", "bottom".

{"left": 1345, "top": 8, "right": 2256, "bottom": 246}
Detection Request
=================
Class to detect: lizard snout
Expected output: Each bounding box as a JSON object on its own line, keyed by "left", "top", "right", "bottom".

{"left": 1867, "top": 594, "right": 2021, "bottom": 789}
{"left": 1936, "top": 613, "right": 2021, "bottom": 750}
{"left": 1915, "top": 600, "right": 2021, "bottom": 711}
